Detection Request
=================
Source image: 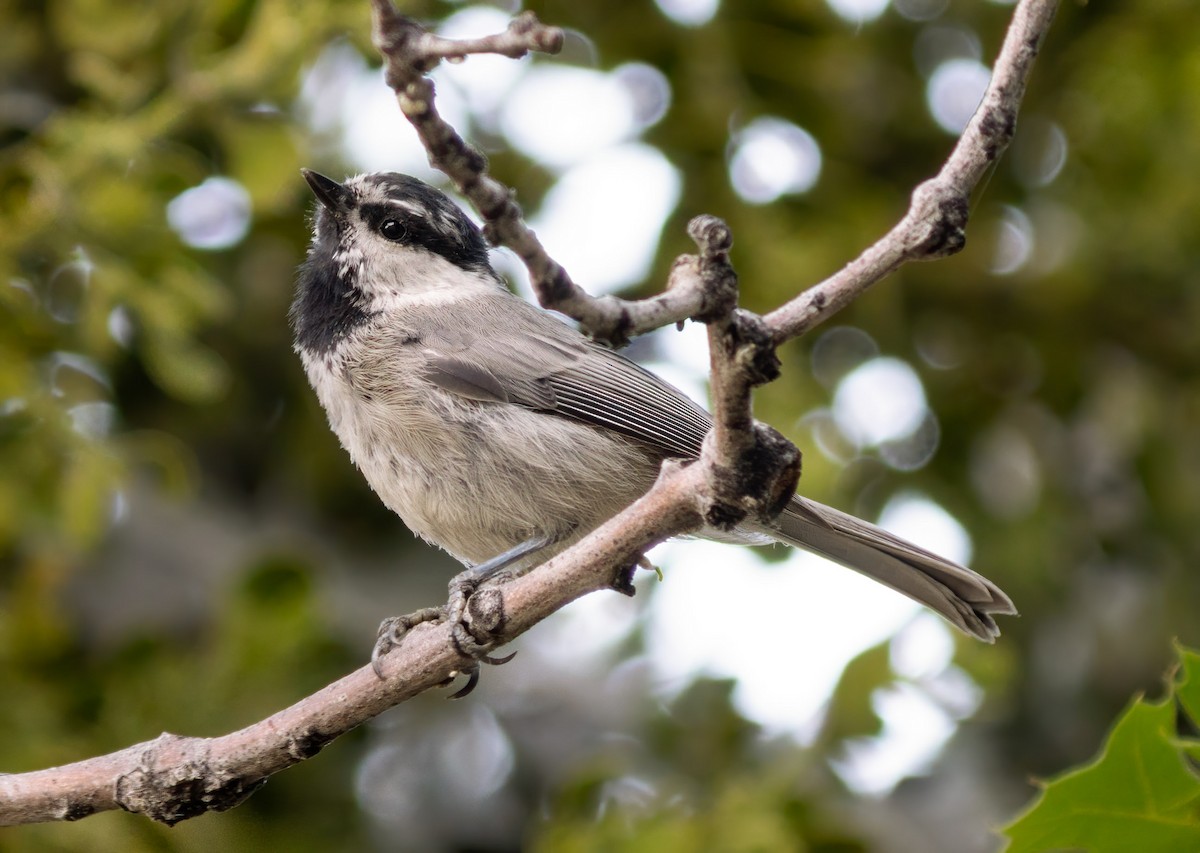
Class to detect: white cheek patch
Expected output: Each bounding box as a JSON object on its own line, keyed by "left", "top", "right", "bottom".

{"left": 357, "top": 244, "right": 499, "bottom": 311}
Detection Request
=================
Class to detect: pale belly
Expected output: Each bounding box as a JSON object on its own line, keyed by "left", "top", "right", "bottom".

{"left": 310, "top": 357, "right": 660, "bottom": 566}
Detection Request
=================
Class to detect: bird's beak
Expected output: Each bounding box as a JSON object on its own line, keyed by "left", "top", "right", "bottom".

{"left": 301, "top": 169, "right": 352, "bottom": 216}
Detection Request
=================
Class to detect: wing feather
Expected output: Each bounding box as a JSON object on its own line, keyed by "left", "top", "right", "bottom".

{"left": 419, "top": 314, "right": 712, "bottom": 460}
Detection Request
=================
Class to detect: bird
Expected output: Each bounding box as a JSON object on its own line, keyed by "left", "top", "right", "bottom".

{"left": 291, "top": 168, "right": 1016, "bottom": 669}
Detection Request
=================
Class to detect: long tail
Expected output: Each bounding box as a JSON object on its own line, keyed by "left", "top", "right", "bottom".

{"left": 764, "top": 496, "right": 1017, "bottom": 642}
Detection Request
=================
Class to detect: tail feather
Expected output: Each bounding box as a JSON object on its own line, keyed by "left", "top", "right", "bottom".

{"left": 763, "top": 496, "right": 1016, "bottom": 642}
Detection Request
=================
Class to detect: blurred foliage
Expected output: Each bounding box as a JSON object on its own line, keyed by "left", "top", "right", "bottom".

{"left": 1004, "top": 643, "right": 1200, "bottom": 852}
{"left": 2, "top": 0, "right": 1199, "bottom": 850}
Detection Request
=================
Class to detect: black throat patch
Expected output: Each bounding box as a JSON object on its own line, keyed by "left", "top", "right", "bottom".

{"left": 291, "top": 221, "right": 370, "bottom": 355}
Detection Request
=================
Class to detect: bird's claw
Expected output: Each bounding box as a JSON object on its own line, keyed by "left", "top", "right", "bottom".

{"left": 447, "top": 569, "right": 515, "bottom": 665}
{"left": 447, "top": 666, "right": 481, "bottom": 699}
{"left": 442, "top": 569, "right": 518, "bottom": 698}
{"left": 371, "top": 606, "right": 448, "bottom": 678}
{"left": 369, "top": 569, "right": 517, "bottom": 696}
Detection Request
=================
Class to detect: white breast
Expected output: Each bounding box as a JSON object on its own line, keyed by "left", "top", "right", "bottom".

{"left": 299, "top": 338, "right": 658, "bottom": 566}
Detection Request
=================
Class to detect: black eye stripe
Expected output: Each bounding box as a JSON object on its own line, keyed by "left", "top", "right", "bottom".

{"left": 358, "top": 200, "right": 490, "bottom": 273}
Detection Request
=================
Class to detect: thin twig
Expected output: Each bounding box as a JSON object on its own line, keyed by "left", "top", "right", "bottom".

{"left": 763, "top": 0, "right": 1059, "bottom": 343}
{"left": 685, "top": 216, "right": 800, "bottom": 525}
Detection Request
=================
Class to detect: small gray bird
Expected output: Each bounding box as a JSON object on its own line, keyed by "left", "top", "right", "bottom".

{"left": 292, "top": 169, "right": 1015, "bottom": 660}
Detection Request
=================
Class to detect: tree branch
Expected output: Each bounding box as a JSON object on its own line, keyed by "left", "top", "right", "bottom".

{"left": 371, "top": 0, "right": 1057, "bottom": 349}
{"left": 0, "top": 458, "right": 706, "bottom": 826}
{"left": 2, "top": 0, "right": 1060, "bottom": 826}
{"left": 763, "top": 0, "right": 1058, "bottom": 343}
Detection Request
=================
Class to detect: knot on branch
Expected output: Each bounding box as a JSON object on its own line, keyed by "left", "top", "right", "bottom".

{"left": 372, "top": 2, "right": 426, "bottom": 87}
{"left": 114, "top": 735, "right": 265, "bottom": 825}
{"left": 703, "top": 423, "right": 801, "bottom": 531}
{"left": 724, "top": 310, "right": 781, "bottom": 387}
{"left": 589, "top": 295, "right": 635, "bottom": 346}
{"left": 688, "top": 214, "right": 733, "bottom": 255}
{"left": 286, "top": 728, "right": 338, "bottom": 761}
{"left": 687, "top": 215, "right": 738, "bottom": 324}
{"left": 907, "top": 181, "right": 969, "bottom": 259}
{"left": 977, "top": 104, "right": 1017, "bottom": 161}
{"left": 466, "top": 584, "right": 508, "bottom": 641}
{"left": 397, "top": 76, "right": 436, "bottom": 118}
{"left": 508, "top": 11, "right": 565, "bottom": 54}
{"left": 475, "top": 180, "right": 516, "bottom": 223}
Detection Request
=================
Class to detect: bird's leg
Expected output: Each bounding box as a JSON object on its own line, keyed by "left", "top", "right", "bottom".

{"left": 370, "top": 535, "right": 554, "bottom": 689}
{"left": 446, "top": 534, "right": 554, "bottom": 665}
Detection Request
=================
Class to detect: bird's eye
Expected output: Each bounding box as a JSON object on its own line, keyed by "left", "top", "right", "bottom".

{"left": 380, "top": 219, "right": 406, "bottom": 241}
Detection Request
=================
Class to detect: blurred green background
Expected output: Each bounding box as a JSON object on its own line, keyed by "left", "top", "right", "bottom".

{"left": 2, "top": 0, "right": 1198, "bottom": 850}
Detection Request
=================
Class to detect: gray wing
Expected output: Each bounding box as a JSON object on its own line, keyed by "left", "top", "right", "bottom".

{"left": 418, "top": 305, "right": 712, "bottom": 460}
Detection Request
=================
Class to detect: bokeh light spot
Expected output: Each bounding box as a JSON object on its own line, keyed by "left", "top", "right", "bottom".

{"left": 613, "top": 62, "right": 672, "bottom": 129}
{"left": 833, "top": 357, "right": 928, "bottom": 447}
{"left": 500, "top": 66, "right": 637, "bottom": 169}
{"left": 107, "top": 305, "right": 135, "bottom": 348}
{"left": 970, "top": 421, "right": 1042, "bottom": 518}
{"left": 826, "top": 0, "right": 890, "bottom": 24}
{"left": 811, "top": 326, "right": 879, "bottom": 389}
{"left": 926, "top": 58, "right": 991, "bottom": 134}
{"left": 1012, "top": 117, "right": 1068, "bottom": 188}
{"left": 299, "top": 43, "right": 463, "bottom": 177}
{"left": 878, "top": 492, "right": 972, "bottom": 566}
{"left": 166, "top": 177, "right": 252, "bottom": 251}
{"left": 437, "top": 7, "right": 529, "bottom": 117}
{"left": 655, "top": 0, "right": 719, "bottom": 27}
{"left": 914, "top": 24, "right": 982, "bottom": 78}
{"left": 647, "top": 542, "right": 925, "bottom": 740}
{"left": 833, "top": 683, "right": 956, "bottom": 795}
{"left": 879, "top": 411, "right": 940, "bottom": 471}
{"left": 990, "top": 205, "right": 1035, "bottom": 276}
{"left": 531, "top": 144, "right": 681, "bottom": 294}
{"left": 729, "top": 117, "right": 822, "bottom": 204}
{"left": 46, "top": 251, "right": 92, "bottom": 323}
{"left": 891, "top": 612, "right": 954, "bottom": 680}
{"left": 895, "top": 0, "right": 949, "bottom": 22}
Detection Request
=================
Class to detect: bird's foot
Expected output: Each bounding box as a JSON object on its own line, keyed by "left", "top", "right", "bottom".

{"left": 441, "top": 568, "right": 518, "bottom": 698}
{"left": 369, "top": 579, "right": 514, "bottom": 697}
{"left": 370, "top": 537, "right": 548, "bottom": 691}
{"left": 372, "top": 606, "right": 449, "bottom": 678}
{"left": 447, "top": 569, "right": 517, "bottom": 662}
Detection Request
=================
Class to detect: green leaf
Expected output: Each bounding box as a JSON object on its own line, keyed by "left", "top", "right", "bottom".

{"left": 1004, "top": 645, "right": 1200, "bottom": 852}
{"left": 816, "top": 639, "right": 893, "bottom": 747}
{"left": 1173, "top": 643, "right": 1200, "bottom": 726}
